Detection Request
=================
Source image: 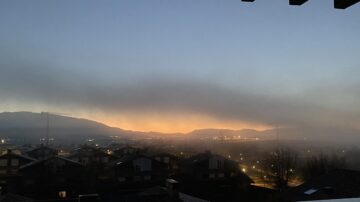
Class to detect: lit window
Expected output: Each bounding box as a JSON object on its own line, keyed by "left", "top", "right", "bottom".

{"left": 58, "top": 191, "right": 66, "bottom": 198}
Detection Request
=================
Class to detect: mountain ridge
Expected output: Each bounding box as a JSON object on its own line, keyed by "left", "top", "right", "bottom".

{"left": 0, "top": 111, "right": 302, "bottom": 144}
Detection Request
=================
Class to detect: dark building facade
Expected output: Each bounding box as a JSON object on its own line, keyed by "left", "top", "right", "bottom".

{"left": 16, "top": 156, "right": 88, "bottom": 200}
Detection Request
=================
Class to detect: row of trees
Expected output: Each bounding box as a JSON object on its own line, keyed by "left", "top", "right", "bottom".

{"left": 260, "top": 147, "right": 347, "bottom": 192}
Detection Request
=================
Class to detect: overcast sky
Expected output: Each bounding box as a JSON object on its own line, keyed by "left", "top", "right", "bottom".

{"left": 0, "top": 0, "right": 360, "bottom": 133}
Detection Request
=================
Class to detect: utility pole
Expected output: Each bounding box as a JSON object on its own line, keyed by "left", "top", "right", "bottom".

{"left": 46, "top": 112, "right": 49, "bottom": 146}
{"left": 41, "top": 112, "right": 50, "bottom": 146}
{"left": 276, "top": 124, "right": 279, "bottom": 148}
{"left": 41, "top": 112, "right": 70, "bottom": 146}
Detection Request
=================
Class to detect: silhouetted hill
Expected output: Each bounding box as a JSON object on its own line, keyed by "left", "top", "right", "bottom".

{"left": 0, "top": 112, "right": 181, "bottom": 144}
{"left": 1, "top": 112, "right": 357, "bottom": 145}
{"left": 0, "top": 112, "right": 122, "bottom": 144}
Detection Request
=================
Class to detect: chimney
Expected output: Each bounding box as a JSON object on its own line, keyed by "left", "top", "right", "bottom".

{"left": 166, "top": 179, "right": 179, "bottom": 199}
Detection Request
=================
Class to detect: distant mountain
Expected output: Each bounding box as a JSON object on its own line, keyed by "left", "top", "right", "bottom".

{"left": 2, "top": 111, "right": 354, "bottom": 145}
{"left": 0, "top": 112, "right": 124, "bottom": 144}
{"left": 0, "top": 112, "right": 183, "bottom": 144}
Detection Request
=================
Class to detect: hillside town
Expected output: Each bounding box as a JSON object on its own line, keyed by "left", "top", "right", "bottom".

{"left": 0, "top": 140, "right": 358, "bottom": 202}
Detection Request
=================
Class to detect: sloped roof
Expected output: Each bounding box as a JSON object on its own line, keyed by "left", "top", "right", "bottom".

{"left": 151, "top": 152, "right": 179, "bottom": 159}
{"left": 0, "top": 193, "right": 32, "bottom": 202}
{"left": 288, "top": 169, "right": 360, "bottom": 201}
{"left": 0, "top": 150, "right": 36, "bottom": 161}
{"left": 27, "top": 145, "right": 56, "bottom": 153}
{"left": 138, "top": 186, "right": 168, "bottom": 196}
{"left": 69, "top": 145, "right": 112, "bottom": 158}
{"left": 114, "top": 154, "right": 152, "bottom": 166}
{"left": 19, "top": 156, "right": 82, "bottom": 170}
{"left": 180, "top": 152, "right": 234, "bottom": 166}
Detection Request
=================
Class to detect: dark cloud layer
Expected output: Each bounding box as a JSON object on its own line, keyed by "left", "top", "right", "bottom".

{"left": 1, "top": 58, "right": 360, "bottom": 137}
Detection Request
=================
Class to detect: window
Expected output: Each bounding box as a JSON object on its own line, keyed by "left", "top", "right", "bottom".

{"left": 58, "top": 191, "right": 67, "bottom": 198}
{"left": 144, "top": 175, "right": 151, "bottom": 181}
{"left": 72, "top": 157, "right": 79, "bottom": 162}
{"left": 0, "top": 159, "right": 7, "bottom": 167}
{"left": 11, "top": 159, "right": 19, "bottom": 166}
{"left": 56, "top": 177, "right": 66, "bottom": 183}
{"left": 0, "top": 170, "right": 6, "bottom": 174}
{"left": 218, "top": 173, "right": 224, "bottom": 178}
{"left": 133, "top": 158, "right": 152, "bottom": 171}
{"left": 82, "top": 157, "right": 89, "bottom": 164}
{"left": 217, "top": 160, "right": 223, "bottom": 169}
{"left": 24, "top": 180, "right": 34, "bottom": 185}
{"left": 118, "top": 177, "right": 126, "bottom": 182}
{"left": 209, "top": 173, "right": 215, "bottom": 178}
{"left": 134, "top": 176, "right": 141, "bottom": 181}
{"left": 209, "top": 157, "right": 224, "bottom": 169}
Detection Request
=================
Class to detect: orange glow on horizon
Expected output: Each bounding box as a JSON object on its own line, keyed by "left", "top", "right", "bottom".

{"left": 87, "top": 112, "right": 272, "bottom": 134}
